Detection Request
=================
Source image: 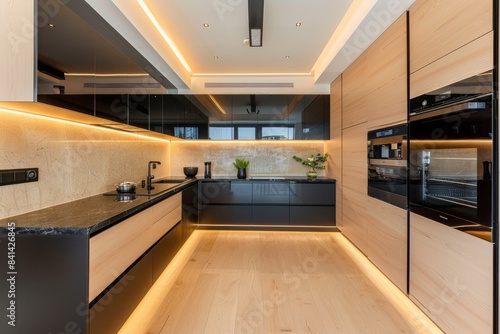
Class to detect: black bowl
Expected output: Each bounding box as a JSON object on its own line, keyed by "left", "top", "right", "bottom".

{"left": 183, "top": 167, "right": 198, "bottom": 177}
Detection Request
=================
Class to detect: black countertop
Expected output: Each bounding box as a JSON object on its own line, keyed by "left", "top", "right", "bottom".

{"left": 0, "top": 177, "right": 197, "bottom": 236}
{"left": 0, "top": 176, "right": 335, "bottom": 236}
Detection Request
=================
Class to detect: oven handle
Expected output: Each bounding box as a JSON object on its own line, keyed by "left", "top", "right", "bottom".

{"left": 409, "top": 93, "right": 492, "bottom": 121}
{"left": 369, "top": 159, "right": 407, "bottom": 167}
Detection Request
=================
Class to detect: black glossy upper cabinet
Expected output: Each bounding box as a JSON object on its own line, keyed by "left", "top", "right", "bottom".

{"left": 35, "top": 2, "right": 330, "bottom": 140}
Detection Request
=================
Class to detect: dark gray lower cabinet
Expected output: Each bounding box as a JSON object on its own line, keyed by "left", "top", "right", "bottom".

{"left": 201, "top": 205, "right": 253, "bottom": 224}
{"left": 252, "top": 206, "right": 289, "bottom": 225}
{"left": 199, "top": 179, "right": 335, "bottom": 226}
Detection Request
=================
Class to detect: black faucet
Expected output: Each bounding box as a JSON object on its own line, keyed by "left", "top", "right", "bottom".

{"left": 147, "top": 161, "right": 161, "bottom": 190}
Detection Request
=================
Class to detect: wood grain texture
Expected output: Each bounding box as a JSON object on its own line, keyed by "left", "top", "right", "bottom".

{"left": 325, "top": 76, "right": 342, "bottom": 226}
{"left": 0, "top": 0, "right": 35, "bottom": 101}
{"left": 340, "top": 186, "right": 369, "bottom": 254}
{"left": 342, "top": 52, "right": 367, "bottom": 129}
{"left": 342, "top": 121, "right": 367, "bottom": 193}
{"left": 409, "top": 0, "right": 492, "bottom": 73}
{"left": 410, "top": 31, "right": 494, "bottom": 98}
{"left": 120, "top": 231, "right": 443, "bottom": 333}
{"left": 365, "top": 197, "right": 407, "bottom": 292}
{"left": 410, "top": 213, "right": 493, "bottom": 333}
{"left": 89, "top": 193, "right": 181, "bottom": 301}
{"left": 366, "top": 13, "right": 407, "bottom": 129}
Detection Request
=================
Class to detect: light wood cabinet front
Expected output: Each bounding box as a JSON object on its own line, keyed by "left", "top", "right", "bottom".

{"left": 409, "top": 0, "right": 493, "bottom": 73}
{"left": 366, "top": 13, "right": 407, "bottom": 129}
{"left": 410, "top": 31, "right": 494, "bottom": 98}
{"left": 365, "top": 197, "right": 407, "bottom": 292}
{"left": 326, "top": 76, "right": 343, "bottom": 226}
{"left": 410, "top": 213, "right": 493, "bottom": 333}
{"left": 342, "top": 122, "right": 367, "bottom": 193}
{"left": 89, "top": 193, "right": 182, "bottom": 301}
{"left": 342, "top": 52, "right": 367, "bottom": 129}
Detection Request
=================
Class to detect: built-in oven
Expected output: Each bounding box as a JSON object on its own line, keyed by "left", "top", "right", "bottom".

{"left": 368, "top": 123, "right": 407, "bottom": 209}
{"left": 409, "top": 71, "right": 495, "bottom": 241}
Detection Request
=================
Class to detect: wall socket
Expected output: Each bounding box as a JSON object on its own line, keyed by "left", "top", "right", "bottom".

{"left": 0, "top": 168, "right": 38, "bottom": 186}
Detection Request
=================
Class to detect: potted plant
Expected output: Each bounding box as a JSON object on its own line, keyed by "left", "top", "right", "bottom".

{"left": 293, "top": 153, "right": 330, "bottom": 178}
{"left": 233, "top": 158, "right": 250, "bottom": 179}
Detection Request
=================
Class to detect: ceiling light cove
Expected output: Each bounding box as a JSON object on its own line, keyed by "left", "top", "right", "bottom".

{"left": 137, "top": 0, "right": 192, "bottom": 73}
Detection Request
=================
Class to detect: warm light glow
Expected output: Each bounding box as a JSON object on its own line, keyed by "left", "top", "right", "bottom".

{"left": 65, "top": 73, "right": 150, "bottom": 77}
{"left": 312, "top": 0, "right": 377, "bottom": 80}
{"left": 332, "top": 233, "right": 444, "bottom": 333}
{"left": 137, "top": 0, "right": 192, "bottom": 73}
{"left": 173, "top": 139, "right": 326, "bottom": 144}
{"left": 192, "top": 72, "right": 312, "bottom": 77}
{"left": 207, "top": 95, "right": 226, "bottom": 115}
{"left": 0, "top": 108, "right": 170, "bottom": 143}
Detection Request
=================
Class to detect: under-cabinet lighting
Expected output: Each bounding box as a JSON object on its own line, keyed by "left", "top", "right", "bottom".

{"left": 0, "top": 107, "right": 171, "bottom": 143}
{"left": 65, "top": 73, "right": 150, "bottom": 77}
{"left": 137, "top": 0, "right": 192, "bottom": 74}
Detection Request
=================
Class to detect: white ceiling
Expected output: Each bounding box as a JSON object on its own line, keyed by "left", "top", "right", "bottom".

{"left": 59, "top": 0, "right": 416, "bottom": 94}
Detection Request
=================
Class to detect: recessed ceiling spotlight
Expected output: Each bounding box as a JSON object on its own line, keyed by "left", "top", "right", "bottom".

{"left": 295, "top": 22, "right": 302, "bottom": 27}
{"left": 203, "top": 23, "right": 209, "bottom": 27}
{"left": 48, "top": 23, "right": 55, "bottom": 28}
{"left": 285, "top": 56, "right": 291, "bottom": 59}
{"left": 214, "top": 56, "right": 219, "bottom": 59}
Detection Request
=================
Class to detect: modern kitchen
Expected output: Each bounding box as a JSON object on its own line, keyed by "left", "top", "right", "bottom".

{"left": 0, "top": 0, "right": 499, "bottom": 333}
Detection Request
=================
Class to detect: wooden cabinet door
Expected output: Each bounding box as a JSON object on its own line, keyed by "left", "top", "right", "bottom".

{"left": 366, "top": 13, "right": 407, "bottom": 129}
{"left": 409, "top": 0, "right": 492, "bottom": 73}
{"left": 342, "top": 52, "right": 367, "bottom": 129}
{"left": 365, "top": 197, "right": 407, "bottom": 292}
{"left": 341, "top": 122, "right": 368, "bottom": 252}
{"left": 410, "top": 31, "right": 494, "bottom": 98}
{"left": 342, "top": 122, "right": 367, "bottom": 193}
{"left": 410, "top": 213, "right": 493, "bottom": 333}
{"left": 326, "top": 76, "right": 342, "bottom": 226}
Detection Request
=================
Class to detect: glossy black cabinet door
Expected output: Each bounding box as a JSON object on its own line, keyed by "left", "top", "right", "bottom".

{"left": 182, "top": 182, "right": 199, "bottom": 241}
{"left": 200, "top": 205, "right": 253, "bottom": 224}
{"left": 289, "top": 182, "right": 335, "bottom": 205}
{"left": 290, "top": 206, "right": 335, "bottom": 226}
{"left": 200, "top": 181, "right": 252, "bottom": 204}
{"left": 252, "top": 181, "right": 290, "bottom": 204}
{"left": 252, "top": 206, "right": 289, "bottom": 225}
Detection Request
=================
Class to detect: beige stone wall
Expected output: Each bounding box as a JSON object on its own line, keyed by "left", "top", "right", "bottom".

{"left": 0, "top": 109, "right": 170, "bottom": 218}
{"left": 170, "top": 140, "right": 326, "bottom": 178}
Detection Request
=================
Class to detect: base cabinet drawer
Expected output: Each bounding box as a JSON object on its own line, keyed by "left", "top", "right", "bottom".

{"left": 200, "top": 205, "right": 253, "bottom": 224}
{"left": 289, "top": 206, "right": 335, "bottom": 226}
{"left": 252, "top": 206, "right": 289, "bottom": 225}
{"left": 90, "top": 252, "right": 153, "bottom": 334}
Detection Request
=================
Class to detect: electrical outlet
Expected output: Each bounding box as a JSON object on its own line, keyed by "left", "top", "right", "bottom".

{"left": 0, "top": 168, "right": 38, "bottom": 186}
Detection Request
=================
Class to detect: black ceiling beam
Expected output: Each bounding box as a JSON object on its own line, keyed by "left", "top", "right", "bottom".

{"left": 248, "top": 0, "right": 264, "bottom": 47}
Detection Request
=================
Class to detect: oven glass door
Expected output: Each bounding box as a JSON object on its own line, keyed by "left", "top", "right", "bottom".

{"left": 409, "top": 96, "right": 493, "bottom": 240}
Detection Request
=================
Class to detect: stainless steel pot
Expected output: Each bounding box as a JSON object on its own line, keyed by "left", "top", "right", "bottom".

{"left": 115, "top": 181, "right": 137, "bottom": 193}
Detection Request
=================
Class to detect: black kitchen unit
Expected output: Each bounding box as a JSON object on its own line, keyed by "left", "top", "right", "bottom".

{"left": 409, "top": 72, "right": 495, "bottom": 241}
{"left": 368, "top": 123, "right": 408, "bottom": 209}
{"left": 198, "top": 178, "right": 336, "bottom": 228}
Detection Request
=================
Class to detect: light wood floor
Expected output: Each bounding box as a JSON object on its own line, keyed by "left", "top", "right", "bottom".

{"left": 120, "top": 231, "right": 443, "bottom": 334}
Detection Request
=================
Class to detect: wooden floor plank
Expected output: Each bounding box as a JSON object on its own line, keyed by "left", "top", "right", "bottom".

{"left": 120, "top": 231, "right": 443, "bottom": 334}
